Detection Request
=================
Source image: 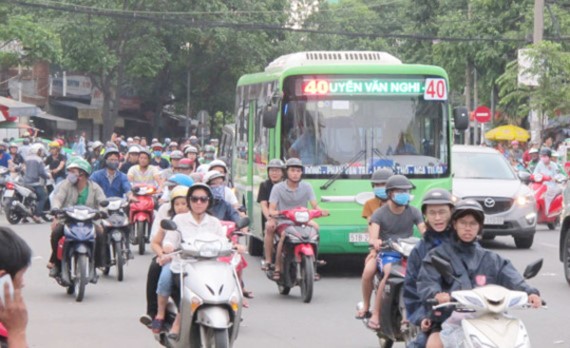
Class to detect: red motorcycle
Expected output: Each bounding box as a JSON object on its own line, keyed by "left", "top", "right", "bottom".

{"left": 529, "top": 173, "right": 566, "bottom": 230}
{"left": 266, "top": 207, "right": 328, "bottom": 303}
{"left": 129, "top": 184, "right": 156, "bottom": 255}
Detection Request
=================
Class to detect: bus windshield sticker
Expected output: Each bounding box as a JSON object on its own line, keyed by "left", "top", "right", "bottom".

{"left": 303, "top": 164, "right": 447, "bottom": 176}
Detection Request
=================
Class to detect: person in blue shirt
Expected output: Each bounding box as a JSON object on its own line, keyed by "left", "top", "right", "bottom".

{"left": 0, "top": 142, "right": 12, "bottom": 168}
{"left": 90, "top": 148, "right": 133, "bottom": 200}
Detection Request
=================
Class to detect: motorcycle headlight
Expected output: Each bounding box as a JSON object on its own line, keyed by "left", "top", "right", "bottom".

{"left": 533, "top": 174, "right": 543, "bottom": 182}
{"left": 294, "top": 211, "right": 310, "bottom": 224}
{"left": 195, "top": 240, "right": 222, "bottom": 258}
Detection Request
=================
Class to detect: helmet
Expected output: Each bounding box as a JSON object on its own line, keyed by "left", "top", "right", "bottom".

{"left": 421, "top": 188, "right": 454, "bottom": 214}
{"left": 553, "top": 151, "right": 560, "bottom": 157}
{"left": 204, "top": 145, "right": 216, "bottom": 153}
{"left": 452, "top": 199, "right": 484, "bottom": 228}
{"left": 0, "top": 142, "right": 7, "bottom": 149}
{"left": 285, "top": 157, "right": 303, "bottom": 169}
{"left": 169, "top": 141, "right": 178, "bottom": 148}
{"left": 170, "top": 186, "right": 189, "bottom": 202}
{"left": 184, "top": 146, "right": 198, "bottom": 154}
{"left": 151, "top": 142, "right": 163, "bottom": 150}
{"left": 511, "top": 140, "right": 519, "bottom": 145}
{"left": 103, "top": 148, "right": 120, "bottom": 160}
{"left": 164, "top": 137, "right": 171, "bottom": 144}
{"left": 208, "top": 159, "right": 227, "bottom": 173}
{"left": 128, "top": 146, "right": 140, "bottom": 154}
{"left": 133, "top": 136, "right": 141, "bottom": 141}
{"left": 204, "top": 170, "right": 225, "bottom": 184}
{"left": 385, "top": 175, "right": 415, "bottom": 192}
{"left": 92, "top": 141, "right": 103, "bottom": 149}
{"left": 138, "top": 149, "right": 152, "bottom": 159}
{"left": 66, "top": 158, "right": 92, "bottom": 175}
{"left": 371, "top": 168, "right": 394, "bottom": 185}
{"left": 540, "top": 148, "right": 552, "bottom": 157}
{"left": 189, "top": 135, "right": 198, "bottom": 141}
{"left": 267, "top": 159, "right": 285, "bottom": 170}
{"left": 187, "top": 183, "right": 214, "bottom": 209}
{"left": 166, "top": 173, "right": 194, "bottom": 188}
{"left": 8, "top": 142, "right": 17, "bottom": 149}
{"left": 178, "top": 158, "right": 194, "bottom": 169}
{"left": 30, "top": 143, "right": 44, "bottom": 155}
{"left": 127, "top": 137, "right": 134, "bottom": 142}
{"left": 170, "top": 150, "right": 184, "bottom": 160}
{"left": 529, "top": 148, "right": 539, "bottom": 154}
{"left": 49, "top": 141, "right": 60, "bottom": 149}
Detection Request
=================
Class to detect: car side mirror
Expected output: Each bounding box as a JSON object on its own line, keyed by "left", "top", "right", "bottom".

{"left": 431, "top": 255, "right": 454, "bottom": 278}
{"left": 99, "top": 200, "right": 109, "bottom": 208}
{"left": 523, "top": 259, "right": 543, "bottom": 279}
{"left": 161, "top": 220, "right": 178, "bottom": 231}
{"left": 453, "top": 106, "right": 469, "bottom": 131}
{"left": 518, "top": 171, "right": 531, "bottom": 184}
{"left": 236, "top": 217, "right": 250, "bottom": 230}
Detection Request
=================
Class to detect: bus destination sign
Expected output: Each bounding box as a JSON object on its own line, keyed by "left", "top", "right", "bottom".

{"left": 300, "top": 78, "right": 447, "bottom": 100}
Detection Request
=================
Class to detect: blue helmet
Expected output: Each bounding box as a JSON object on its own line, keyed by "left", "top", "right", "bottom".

{"left": 166, "top": 173, "right": 194, "bottom": 188}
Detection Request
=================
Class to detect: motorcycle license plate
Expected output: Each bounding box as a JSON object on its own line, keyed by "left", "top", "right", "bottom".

{"left": 484, "top": 215, "right": 504, "bottom": 225}
{"left": 3, "top": 190, "right": 14, "bottom": 198}
{"left": 349, "top": 233, "right": 369, "bottom": 243}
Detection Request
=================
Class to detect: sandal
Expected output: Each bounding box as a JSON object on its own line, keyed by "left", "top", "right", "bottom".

{"left": 367, "top": 319, "right": 380, "bottom": 331}
{"left": 243, "top": 290, "right": 254, "bottom": 299}
{"left": 151, "top": 318, "right": 165, "bottom": 334}
{"left": 314, "top": 273, "right": 321, "bottom": 281}
{"left": 242, "top": 298, "right": 249, "bottom": 308}
{"left": 261, "top": 262, "right": 272, "bottom": 272}
{"left": 355, "top": 309, "right": 371, "bottom": 320}
{"left": 272, "top": 270, "right": 281, "bottom": 281}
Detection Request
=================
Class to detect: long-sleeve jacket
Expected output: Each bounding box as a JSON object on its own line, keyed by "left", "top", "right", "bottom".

{"left": 417, "top": 238, "right": 540, "bottom": 307}
{"left": 403, "top": 227, "right": 451, "bottom": 325}
{"left": 208, "top": 199, "right": 240, "bottom": 223}
{"left": 51, "top": 180, "right": 106, "bottom": 209}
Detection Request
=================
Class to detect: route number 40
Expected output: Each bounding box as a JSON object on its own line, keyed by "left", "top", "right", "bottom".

{"left": 424, "top": 78, "right": 447, "bottom": 101}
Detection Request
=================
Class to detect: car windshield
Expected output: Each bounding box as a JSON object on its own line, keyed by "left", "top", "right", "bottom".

{"left": 453, "top": 151, "right": 516, "bottom": 180}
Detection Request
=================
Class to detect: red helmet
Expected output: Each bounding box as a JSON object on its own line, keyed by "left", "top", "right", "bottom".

{"left": 56, "top": 139, "right": 65, "bottom": 147}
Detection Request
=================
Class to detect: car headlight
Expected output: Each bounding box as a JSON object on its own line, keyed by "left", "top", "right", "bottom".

{"left": 294, "top": 211, "right": 310, "bottom": 224}
{"left": 515, "top": 193, "right": 534, "bottom": 206}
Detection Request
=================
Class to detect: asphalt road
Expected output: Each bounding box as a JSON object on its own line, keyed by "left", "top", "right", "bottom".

{"left": 6, "top": 216, "right": 570, "bottom": 348}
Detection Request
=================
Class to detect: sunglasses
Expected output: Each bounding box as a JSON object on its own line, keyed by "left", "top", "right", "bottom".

{"left": 190, "top": 196, "right": 209, "bottom": 203}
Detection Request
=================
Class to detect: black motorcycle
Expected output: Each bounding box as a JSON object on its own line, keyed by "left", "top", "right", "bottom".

{"left": 100, "top": 197, "right": 132, "bottom": 282}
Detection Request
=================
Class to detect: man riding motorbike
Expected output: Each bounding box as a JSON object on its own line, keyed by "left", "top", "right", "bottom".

{"left": 22, "top": 143, "right": 50, "bottom": 223}
{"left": 127, "top": 149, "right": 162, "bottom": 188}
{"left": 47, "top": 159, "right": 107, "bottom": 278}
{"left": 151, "top": 143, "right": 170, "bottom": 170}
{"left": 533, "top": 148, "right": 567, "bottom": 212}
{"left": 45, "top": 141, "right": 67, "bottom": 184}
{"left": 120, "top": 146, "right": 140, "bottom": 174}
{"left": 90, "top": 148, "right": 133, "bottom": 200}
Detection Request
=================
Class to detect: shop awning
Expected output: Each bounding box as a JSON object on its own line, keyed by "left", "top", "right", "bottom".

{"left": 33, "top": 112, "right": 77, "bottom": 130}
{"left": 0, "top": 97, "right": 41, "bottom": 122}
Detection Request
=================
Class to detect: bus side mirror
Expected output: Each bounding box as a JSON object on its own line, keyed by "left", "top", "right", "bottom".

{"left": 453, "top": 107, "right": 469, "bottom": 131}
{"left": 262, "top": 90, "right": 283, "bottom": 129}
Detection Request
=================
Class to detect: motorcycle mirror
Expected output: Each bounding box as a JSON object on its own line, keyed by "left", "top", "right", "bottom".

{"left": 99, "top": 200, "right": 110, "bottom": 208}
{"left": 523, "top": 258, "right": 543, "bottom": 279}
{"left": 132, "top": 186, "right": 140, "bottom": 193}
{"left": 431, "top": 255, "right": 454, "bottom": 278}
{"left": 236, "top": 217, "right": 250, "bottom": 230}
{"left": 161, "top": 219, "right": 178, "bottom": 231}
{"left": 97, "top": 211, "right": 108, "bottom": 219}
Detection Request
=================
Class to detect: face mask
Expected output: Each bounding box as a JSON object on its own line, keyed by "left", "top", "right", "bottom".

{"left": 106, "top": 161, "right": 119, "bottom": 170}
{"left": 392, "top": 192, "right": 410, "bottom": 206}
{"left": 67, "top": 173, "right": 79, "bottom": 185}
{"left": 154, "top": 151, "right": 162, "bottom": 157}
{"left": 190, "top": 139, "right": 198, "bottom": 145}
{"left": 210, "top": 185, "right": 225, "bottom": 200}
{"left": 374, "top": 187, "right": 387, "bottom": 200}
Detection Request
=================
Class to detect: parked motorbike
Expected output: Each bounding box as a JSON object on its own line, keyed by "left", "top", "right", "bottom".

{"left": 357, "top": 237, "right": 420, "bottom": 348}
{"left": 100, "top": 197, "right": 132, "bottom": 281}
{"left": 266, "top": 207, "right": 328, "bottom": 303}
{"left": 428, "top": 256, "right": 545, "bottom": 347}
{"left": 0, "top": 166, "right": 10, "bottom": 206}
{"left": 52, "top": 206, "right": 100, "bottom": 302}
{"left": 529, "top": 173, "right": 566, "bottom": 230}
{"left": 129, "top": 184, "right": 156, "bottom": 255}
{"left": 3, "top": 176, "right": 53, "bottom": 224}
{"left": 155, "top": 218, "right": 249, "bottom": 348}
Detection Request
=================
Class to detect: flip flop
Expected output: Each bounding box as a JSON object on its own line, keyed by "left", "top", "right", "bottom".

{"left": 367, "top": 319, "right": 380, "bottom": 331}
{"left": 272, "top": 271, "right": 281, "bottom": 281}
{"left": 243, "top": 290, "right": 254, "bottom": 299}
{"left": 355, "top": 309, "right": 371, "bottom": 320}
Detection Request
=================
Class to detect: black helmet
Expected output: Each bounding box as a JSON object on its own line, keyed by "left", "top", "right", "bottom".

{"left": 421, "top": 188, "right": 454, "bottom": 214}
{"left": 285, "top": 157, "right": 303, "bottom": 169}
{"left": 371, "top": 168, "right": 394, "bottom": 185}
{"left": 540, "top": 148, "right": 552, "bottom": 157}
{"left": 385, "top": 174, "right": 415, "bottom": 192}
{"left": 103, "top": 148, "right": 120, "bottom": 160}
{"left": 452, "top": 199, "right": 484, "bottom": 228}
{"left": 267, "top": 159, "right": 285, "bottom": 170}
{"left": 187, "top": 183, "right": 214, "bottom": 210}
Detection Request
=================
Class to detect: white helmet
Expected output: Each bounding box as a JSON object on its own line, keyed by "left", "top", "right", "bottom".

{"left": 30, "top": 143, "right": 44, "bottom": 155}
{"left": 92, "top": 141, "right": 103, "bottom": 149}
{"left": 203, "top": 170, "right": 226, "bottom": 184}
{"left": 128, "top": 146, "right": 141, "bottom": 154}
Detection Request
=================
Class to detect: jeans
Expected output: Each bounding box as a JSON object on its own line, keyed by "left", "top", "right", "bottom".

{"left": 156, "top": 263, "right": 173, "bottom": 297}
{"left": 33, "top": 185, "right": 47, "bottom": 217}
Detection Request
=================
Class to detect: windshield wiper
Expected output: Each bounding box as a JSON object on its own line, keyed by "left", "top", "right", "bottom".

{"left": 320, "top": 150, "right": 366, "bottom": 190}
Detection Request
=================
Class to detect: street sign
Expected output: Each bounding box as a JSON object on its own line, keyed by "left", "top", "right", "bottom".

{"left": 473, "top": 106, "right": 492, "bottom": 123}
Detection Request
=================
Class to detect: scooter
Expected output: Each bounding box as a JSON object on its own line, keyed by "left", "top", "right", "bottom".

{"left": 129, "top": 184, "right": 156, "bottom": 255}
{"left": 428, "top": 256, "right": 545, "bottom": 348}
{"left": 357, "top": 237, "right": 420, "bottom": 348}
{"left": 155, "top": 218, "right": 249, "bottom": 348}
{"left": 3, "top": 177, "right": 53, "bottom": 225}
{"left": 52, "top": 206, "right": 101, "bottom": 302}
{"left": 529, "top": 173, "right": 566, "bottom": 230}
{"left": 100, "top": 197, "right": 132, "bottom": 282}
{"left": 266, "top": 207, "right": 328, "bottom": 303}
{"left": 0, "top": 166, "right": 10, "bottom": 207}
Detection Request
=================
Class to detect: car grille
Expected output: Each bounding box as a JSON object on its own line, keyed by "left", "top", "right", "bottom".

{"left": 468, "top": 197, "right": 513, "bottom": 214}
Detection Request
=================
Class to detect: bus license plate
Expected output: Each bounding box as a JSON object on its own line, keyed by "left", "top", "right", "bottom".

{"left": 349, "top": 233, "right": 369, "bottom": 243}
{"left": 484, "top": 215, "right": 504, "bottom": 225}
{"left": 3, "top": 190, "right": 14, "bottom": 198}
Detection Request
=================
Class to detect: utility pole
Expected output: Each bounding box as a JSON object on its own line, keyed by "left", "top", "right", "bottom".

{"left": 530, "top": 0, "right": 544, "bottom": 145}
{"left": 184, "top": 42, "right": 191, "bottom": 139}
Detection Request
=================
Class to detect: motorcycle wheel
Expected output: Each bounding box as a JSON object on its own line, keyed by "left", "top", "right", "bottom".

{"left": 278, "top": 284, "right": 291, "bottom": 295}
{"left": 399, "top": 288, "right": 418, "bottom": 345}
{"left": 514, "top": 235, "right": 534, "bottom": 249}
{"left": 213, "top": 328, "right": 230, "bottom": 348}
{"left": 300, "top": 255, "right": 315, "bottom": 303}
{"left": 66, "top": 285, "right": 75, "bottom": 295}
{"left": 564, "top": 231, "right": 570, "bottom": 286}
{"left": 137, "top": 221, "right": 146, "bottom": 255}
{"left": 114, "top": 240, "right": 124, "bottom": 282}
{"left": 5, "top": 206, "right": 21, "bottom": 225}
{"left": 74, "top": 254, "right": 89, "bottom": 302}
{"left": 378, "top": 337, "right": 394, "bottom": 348}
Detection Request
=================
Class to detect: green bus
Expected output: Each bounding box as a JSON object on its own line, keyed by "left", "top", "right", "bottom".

{"left": 230, "top": 51, "right": 468, "bottom": 256}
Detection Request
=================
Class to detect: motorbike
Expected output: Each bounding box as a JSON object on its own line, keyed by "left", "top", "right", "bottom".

{"left": 129, "top": 184, "right": 156, "bottom": 255}
{"left": 266, "top": 207, "right": 328, "bottom": 303}
{"left": 3, "top": 175, "right": 53, "bottom": 224}
{"left": 357, "top": 237, "right": 420, "bottom": 348}
{"left": 155, "top": 218, "right": 249, "bottom": 348}
{"left": 100, "top": 197, "right": 132, "bottom": 282}
{"left": 529, "top": 173, "right": 566, "bottom": 230}
{"left": 0, "top": 166, "right": 10, "bottom": 206}
{"left": 428, "top": 256, "right": 545, "bottom": 348}
{"left": 52, "top": 206, "right": 101, "bottom": 302}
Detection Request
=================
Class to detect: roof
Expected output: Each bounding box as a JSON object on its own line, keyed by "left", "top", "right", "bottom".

{"left": 50, "top": 100, "right": 99, "bottom": 110}
{"left": 452, "top": 145, "right": 500, "bottom": 154}
{"left": 0, "top": 97, "right": 40, "bottom": 118}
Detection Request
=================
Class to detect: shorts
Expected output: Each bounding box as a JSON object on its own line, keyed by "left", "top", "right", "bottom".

{"left": 376, "top": 251, "right": 401, "bottom": 274}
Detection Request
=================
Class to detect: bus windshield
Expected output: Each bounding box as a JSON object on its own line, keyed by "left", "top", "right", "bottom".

{"left": 281, "top": 75, "right": 450, "bottom": 179}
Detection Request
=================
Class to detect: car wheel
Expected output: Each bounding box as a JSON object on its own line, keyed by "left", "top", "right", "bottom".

{"left": 514, "top": 235, "right": 534, "bottom": 249}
